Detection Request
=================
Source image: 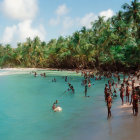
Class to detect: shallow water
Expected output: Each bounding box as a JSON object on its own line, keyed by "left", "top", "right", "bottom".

{"left": 0, "top": 70, "right": 139, "bottom": 140}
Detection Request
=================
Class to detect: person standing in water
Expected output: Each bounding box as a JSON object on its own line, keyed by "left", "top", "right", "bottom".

{"left": 85, "top": 85, "right": 88, "bottom": 97}
{"left": 120, "top": 84, "right": 125, "bottom": 105}
{"left": 34, "top": 72, "right": 37, "bottom": 77}
{"left": 107, "top": 95, "right": 112, "bottom": 119}
{"left": 132, "top": 92, "right": 139, "bottom": 116}
{"left": 118, "top": 75, "right": 120, "bottom": 84}
{"left": 108, "top": 80, "right": 112, "bottom": 95}
{"left": 65, "top": 76, "right": 67, "bottom": 82}
{"left": 104, "top": 84, "right": 109, "bottom": 101}
{"left": 126, "top": 83, "right": 131, "bottom": 103}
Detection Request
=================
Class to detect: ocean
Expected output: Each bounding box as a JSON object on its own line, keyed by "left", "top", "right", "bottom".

{"left": 0, "top": 70, "right": 139, "bottom": 140}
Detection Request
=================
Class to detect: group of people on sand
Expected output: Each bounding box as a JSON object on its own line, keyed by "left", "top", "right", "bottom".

{"left": 104, "top": 70, "right": 140, "bottom": 118}
{"left": 104, "top": 80, "right": 117, "bottom": 119}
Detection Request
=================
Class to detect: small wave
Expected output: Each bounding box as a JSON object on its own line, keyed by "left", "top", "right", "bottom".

{"left": 118, "top": 103, "right": 132, "bottom": 109}
{"left": 0, "top": 71, "right": 30, "bottom": 76}
{"left": 0, "top": 69, "right": 80, "bottom": 76}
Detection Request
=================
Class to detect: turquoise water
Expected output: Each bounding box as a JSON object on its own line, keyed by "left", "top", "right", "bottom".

{"left": 0, "top": 71, "right": 139, "bottom": 140}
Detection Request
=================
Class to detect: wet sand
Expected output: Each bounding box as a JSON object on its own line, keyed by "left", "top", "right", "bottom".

{"left": 104, "top": 78, "right": 140, "bottom": 140}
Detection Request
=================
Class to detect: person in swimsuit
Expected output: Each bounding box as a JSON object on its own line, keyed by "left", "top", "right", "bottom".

{"left": 126, "top": 84, "right": 131, "bottom": 103}
{"left": 85, "top": 85, "right": 88, "bottom": 97}
{"left": 132, "top": 92, "right": 139, "bottom": 116}
{"left": 34, "top": 72, "right": 37, "bottom": 77}
{"left": 104, "top": 84, "right": 109, "bottom": 101}
{"left": 65, "top": 76, "right": 67, "bottom": 82}
{"left": 107, "top": 95, "right": 112, "bottom": 118}
{"left": 120, "top": 84, "right": 125, "bottom": 105}
{"left": 52, "top": 103, "right": 56, "bottom": 110}
{"left": 118, "top": 75, "right": 120, "bottom": 84}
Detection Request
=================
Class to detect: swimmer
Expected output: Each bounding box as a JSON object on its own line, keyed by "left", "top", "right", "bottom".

{"left": 52, "top": 103, "right": 56, "bottom": 110}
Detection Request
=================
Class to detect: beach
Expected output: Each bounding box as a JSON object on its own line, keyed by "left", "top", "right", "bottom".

{"left": 0, "top": 69, "right": 139, "bottom": 140}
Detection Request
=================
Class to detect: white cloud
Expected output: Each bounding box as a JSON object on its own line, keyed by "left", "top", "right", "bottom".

{"left": 2, "top": 25, "right": 17, "bottom": 43}
{"left": 1, "top": 20, "right": 46, "bottom": 45}
{"left": 49, "top": 5, "right": 114, "bottom": 36}
{"left": 63, "top": 17, "right": 74, "bottom": 30}
{"left": 49, "top": 4, "right": 69, "bottom": 26}
{"left": 99, "top": 9, "right": 114, "bottom": 20}
{"left": 56, "top": 4, "right": 69, "bottom": 16}
{"left": 0, "top": 0, "right": 47, "bottom": 46}
{"left": 78, "top": 13, "right": 97, "bottom": 28}
{"left": 1, "top": 0, "right": 38, "bottom": 20}
{"left": 49, "top": 17, "right": 60, "bottom": 26}
{"left": 60, "top": 17, "right": 74, "bottom": 35}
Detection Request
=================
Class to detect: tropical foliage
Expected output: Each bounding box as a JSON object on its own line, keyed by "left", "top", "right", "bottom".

{"left": 0, "top": 0, "right": 140, "bottom": 71}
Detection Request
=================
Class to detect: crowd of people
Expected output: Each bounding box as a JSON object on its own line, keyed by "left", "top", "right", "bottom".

{"left": 31, "top": 69, "right": 140, "bottom": 117}
{"left": 104, "top": 71, "right": 140, "bottom": 118}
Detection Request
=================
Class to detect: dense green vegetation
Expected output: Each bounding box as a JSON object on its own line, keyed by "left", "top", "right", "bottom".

{"left": 0, "top": 0, "right": 140, "bottom": 71}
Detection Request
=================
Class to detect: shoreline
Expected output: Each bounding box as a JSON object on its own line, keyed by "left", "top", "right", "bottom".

{"left": 0, "top": 67, "right": 83, "bottom": 76}
{"left": 0, "top": 67, "right": 98, "bottom": 72}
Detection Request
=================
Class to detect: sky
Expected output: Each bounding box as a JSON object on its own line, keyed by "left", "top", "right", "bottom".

{"left": 0, "top": 0, "right": 131, "bottom": 47}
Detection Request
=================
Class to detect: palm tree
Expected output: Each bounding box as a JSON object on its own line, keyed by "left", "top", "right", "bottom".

{"left": 122, "top": 0, "right": 140, "bottom": 39}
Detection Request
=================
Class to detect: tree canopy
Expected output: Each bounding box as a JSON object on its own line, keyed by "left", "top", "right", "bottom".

{"left": 0, "top": 0, "right": 140, "bottom": 72}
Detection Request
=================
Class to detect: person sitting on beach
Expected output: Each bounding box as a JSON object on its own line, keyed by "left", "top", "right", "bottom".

{"left": 107, "top": 95, "right": 112, "bottom": 118}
